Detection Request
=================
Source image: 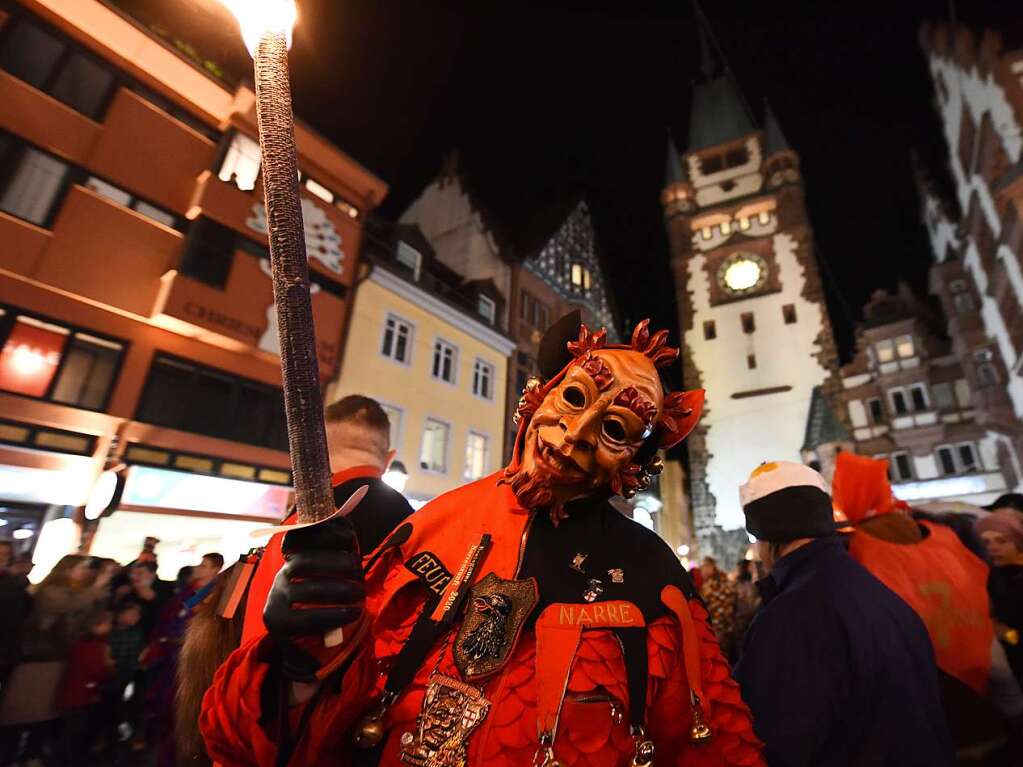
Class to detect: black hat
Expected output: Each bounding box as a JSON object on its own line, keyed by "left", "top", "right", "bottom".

{"left": 740, "top": 461, "right": 837, "bottom": 543}
{"left": 982, "top": 493, "right": 1023, "bottom": 513}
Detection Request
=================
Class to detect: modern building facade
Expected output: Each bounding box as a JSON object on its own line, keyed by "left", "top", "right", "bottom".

{"left": 839, "top": 286, "right": 1011, "bottom": 506}
{"left": 329, "top": 222, "right": 514, "bottom": 505}
{"left": 917, "top": 22, "right": 1023, "bottom": 490}
{"left": 662, "top": 55, "right": 841, "bottom": 560}
{"left": 0, "top": 0, "right": 385, "bottom": 577}
{"left": 400, "top": 158, "right": 619, "bottom": 461}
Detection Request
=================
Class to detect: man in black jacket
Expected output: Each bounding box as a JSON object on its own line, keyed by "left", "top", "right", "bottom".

{"left": 734, "top": 461, "right": 953, "bottom": 767}
{"left": 238, "top": 394, "right": 414, "bottom": 641}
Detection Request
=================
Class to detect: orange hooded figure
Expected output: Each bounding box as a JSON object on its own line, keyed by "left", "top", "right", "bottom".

{"left": 199, "top": 318, "right": 763, "bottom": 767}
{"left": 831, "top": 453, "right": 993, "bottom": 698}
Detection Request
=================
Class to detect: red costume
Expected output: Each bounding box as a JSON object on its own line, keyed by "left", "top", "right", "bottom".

{"left": 832, "top": 453, "right": 993, "bottom": 693}
{"left": 200, "top": 320, "right": 763, "bottom": 767}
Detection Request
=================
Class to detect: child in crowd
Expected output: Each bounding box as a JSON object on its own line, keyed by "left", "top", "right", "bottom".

{"left": 95, "top": 601, "right": 145, "bottom": 753}
{"left": 56, "top": 610, "right": 114, "bottom": 765}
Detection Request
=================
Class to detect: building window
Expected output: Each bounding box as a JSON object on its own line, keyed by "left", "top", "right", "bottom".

{"left": 701, "top": 154, "right": 724, "bottom": 175}
{"left": 464, "top": 432, "right": 489, "bottom": 481}
{"left": 937, "top": 446, "right": 957, "bottom": 476}
{"left": 570, "top": 262, "right": 592, "bottom": 294}
{"left": 975, "top": 349, "right": 998, "bottom": 386}
{"left": 0, "top": 17, "right": 115, "bottom": 120}
{"left": 890, "top": 388, "right": 908, "bottom": 416}
{"left": 958, "top": 105, "right": 976, "bottom": 175}
{"left": 303, "top": 176, "right": 333, "bottom": 204}
{"left": 782, "top": 304, "right": 797, "bottom": 324}
{"left": 473, "top": 359, "right": 494, "bottom": 400}
{"left": 867, "top": 397, "right": 884, "bottom": 424}
{"left": 932, "top": 382, "right": 956, "bottom": 410}
{"left": 420, "top": 418, "right": 449, "bottom": 473}
{"left": 520, "top": 290, "right": 550, "bottom": 330}
{"left": 136, "top": 355, "right": 286, "bottom": 450}
{"left": 725, "top": 147, "right": 749, "bottom": 168}
{"left": 747, "top": 354, "right": 757, "bottom": 370}
{"left": 381, "top": 315, "right": 413, "bottom": 364}
{"left": 478, "top": 295, "right": 496, "bottom": 324}
{"left": 378, "top": 403, "right": 402, "bottom": 450}
{"left": 703, "top": 320, "right": 716, "bottom": 340}
{"left": 875, "top": 339, "right": 895, "bottom": 364}
{"left": 49, "top": 49, "right": 115, "bottom": 119}
{"left": 741, "top": 313, "right": 755, "bottom": 334}
{"left": 218, "top": 132, "right": 261, "bottom": 191}
{"left": 937, "top": 442, "right": 979, "bottom": 475}
{"left": 959, "top": 443, "right": 979, "bottom": 472}
{"left": 953, "top": 292, "right": 974, "bottom": 314}
{"left": 84, "top": 177, "right": 176, "bottom": 228}
{"left": 432, "top": 340, "right": 458, "bottom": 384}
{"left": 895, "top": 335, "right": 916, "bottom": 358}
{"left": 0, "top": 311, "right": 124, "bottom": 411}
{"left": 0, "top": 143, "right": 70, "bottom": 226}
{"left": 396, "top": 242, "right": 422, "bottom": 279}
{"left": 909, "top": 383, "right": 928, "bottom": 411}
{"left": 180, "top": 218, "right": 236, "bottom": 289}
{"left": 891, "top": 451, "right": 913, "bottom": 481}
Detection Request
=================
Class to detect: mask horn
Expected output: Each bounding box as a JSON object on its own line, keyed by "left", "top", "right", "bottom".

{"left": 538, "top": 310, "right": 583, "bottom": 379}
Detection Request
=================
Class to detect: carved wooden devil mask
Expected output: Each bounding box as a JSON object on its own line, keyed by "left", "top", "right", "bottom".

{"left": 503, "top": 319, "right": 705, "bottom": 518}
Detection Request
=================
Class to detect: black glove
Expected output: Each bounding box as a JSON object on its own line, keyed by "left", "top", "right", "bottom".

{"left": 263, "top": 515, "right": 365, "bottom": 682}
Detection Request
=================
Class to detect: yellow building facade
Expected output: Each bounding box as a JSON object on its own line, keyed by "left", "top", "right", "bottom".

{"left": 330, "top": 264, "right": 515, "bottom": 503}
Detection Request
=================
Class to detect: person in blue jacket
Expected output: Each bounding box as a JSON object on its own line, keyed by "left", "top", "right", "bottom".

{"left": 733, "top": 461, "right": 954, "bottom": 767}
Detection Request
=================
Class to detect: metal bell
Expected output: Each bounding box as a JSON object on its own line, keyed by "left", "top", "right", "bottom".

{"left": 630, "top": 738, "right": 655, "bottom": 766}
{"left": 353, "top": 709, "right": 387, "bottom": 749}
{"left": 629, "top": 725, "right": 655, "bottom": 767}
{"left": 689, "top": 697, "right": 713, "bottom": 744}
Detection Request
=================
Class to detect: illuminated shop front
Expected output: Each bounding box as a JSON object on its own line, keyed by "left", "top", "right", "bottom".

{"left": 88, "top": 455, "right": 292, "bottom": 581}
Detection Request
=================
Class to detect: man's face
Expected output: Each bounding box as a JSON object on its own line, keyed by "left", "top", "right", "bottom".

{"left": 194, "top": 557, "right": 220, "bottom": 583}
{"left": 518, "top": 350, "right": 663, "bottom": 509}
{"left": 117, "top": 607, "right": 141, "bottom": 628}
{"left": 981, "top": 531, "right": 1020, "bottom": 566}
{"left": 754, "top": 541, "right": 777, "bottom": 571}
{"left": 130, "top": 565, "right": 154, "bottom": 588}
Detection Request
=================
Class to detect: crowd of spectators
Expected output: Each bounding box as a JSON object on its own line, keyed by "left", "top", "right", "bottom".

{"left": 0, "top": 539, "right": 223, "bottom": 767}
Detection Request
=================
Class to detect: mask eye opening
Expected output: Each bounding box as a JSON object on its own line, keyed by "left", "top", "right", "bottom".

{"left": 602, "top": 418, "right": 627, "bottom": 443}
{"left": 563, "top": 385, "right": 586, "bottom": 408}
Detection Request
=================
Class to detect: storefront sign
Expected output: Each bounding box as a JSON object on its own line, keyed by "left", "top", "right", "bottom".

{"left": 0, "top": 464, "right": 93, "bottom": 506}
{"left": 183, "top": 302, "right": 261, "bottom": 342}
{"left": 121, "top": 465, "right": 290, "bottom": 519}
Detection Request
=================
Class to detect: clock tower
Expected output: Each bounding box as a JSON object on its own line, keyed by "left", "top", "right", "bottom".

{"left": 662, "top": 62, "right": 840, "bottom": 560}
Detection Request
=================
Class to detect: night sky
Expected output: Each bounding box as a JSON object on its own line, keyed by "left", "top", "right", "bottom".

{"left": 144, "top": 0, "right": 1022, "bottom": 360}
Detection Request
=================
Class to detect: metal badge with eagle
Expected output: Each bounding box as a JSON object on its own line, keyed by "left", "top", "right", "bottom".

{"left": 454, "top": 573, "right": 538, "bottom": 681}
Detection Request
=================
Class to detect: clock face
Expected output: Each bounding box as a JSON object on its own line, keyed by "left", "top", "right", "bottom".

{"left": 718, "top": 253, "right": 768, "bottom": 295}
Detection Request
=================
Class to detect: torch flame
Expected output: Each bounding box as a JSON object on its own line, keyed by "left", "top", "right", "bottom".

{"left": 218, "top": 0, "right": 298, "bottom": 56}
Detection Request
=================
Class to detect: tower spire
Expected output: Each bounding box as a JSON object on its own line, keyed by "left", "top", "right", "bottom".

{"left": 763, "top": 100, "right": 791, "bottom": 155}
{"left": 666, "top": 130, "right": 687, "bottom": 185}
{"left": 686, "top": 1, "right": 758, "bottom": 152}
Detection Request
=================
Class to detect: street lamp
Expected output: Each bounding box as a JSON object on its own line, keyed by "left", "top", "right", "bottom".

{"left": 382, "top": 460, "right": 409, "bottom": 494}
{"left": 217, "top": 0, "right": 335, "bottom": 527}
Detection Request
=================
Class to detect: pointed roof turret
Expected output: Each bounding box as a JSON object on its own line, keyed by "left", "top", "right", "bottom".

{"left": 802, "top": 386, "right": 851, "bottom": 452}
{"left": 686, "top": 3, "right": 757, "bottom": 152}
{"left": 665, "top": 131, "right": 687, "bottom": 185}
{"left": 763, "top": 102, "right": 791, "bottom": 155}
